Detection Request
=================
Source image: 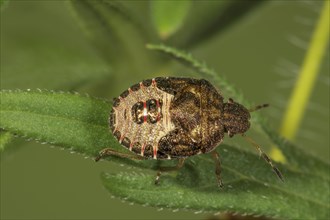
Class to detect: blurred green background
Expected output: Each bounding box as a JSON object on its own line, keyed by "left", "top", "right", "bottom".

{"left": 1, "top": 1, "right": 328, "bottom": 219}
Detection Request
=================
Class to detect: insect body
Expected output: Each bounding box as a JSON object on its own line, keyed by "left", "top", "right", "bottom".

{"left": 96, "top": 77, "right": 283, "bottom": 187}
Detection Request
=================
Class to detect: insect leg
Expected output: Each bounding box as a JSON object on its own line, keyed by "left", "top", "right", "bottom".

{"left": 242, "top": 134, "right": 284, "bottom": 181}
{"left": 155, "top": 158, "right": 186, "bottom": 185}
{"left": 95, "top": 148, "right": 145, "bottom": 162}
{"left": 211, "top": 150, "right": 224, "bottom": 188}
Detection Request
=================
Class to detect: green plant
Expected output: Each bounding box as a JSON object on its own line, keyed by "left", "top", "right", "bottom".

{"left": 1, "top": 1, "right": 329, "bottom": 219}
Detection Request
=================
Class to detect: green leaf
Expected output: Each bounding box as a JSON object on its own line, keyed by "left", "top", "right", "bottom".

{"left": 102, "top": 146, "right": 329, "bottom": 219}
{"left": 150, "top": 0, "right": 191, "bottom": 39}
{"left": 0, "top": 90, "right": 114, "bottom": 156}
{"left": 1, "top": 89, "right": 328, "bottom": 219}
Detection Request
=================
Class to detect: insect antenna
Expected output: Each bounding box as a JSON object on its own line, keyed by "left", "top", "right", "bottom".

{"left": 241, "top": 134, "right": 284, "bottom": 182}
{"left": 249, "top": 103, "right": 269, "bottom": 112}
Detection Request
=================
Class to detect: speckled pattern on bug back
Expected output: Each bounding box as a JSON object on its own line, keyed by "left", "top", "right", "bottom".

{"left": 109, "top": 77, "right": 226, "bottom": 160}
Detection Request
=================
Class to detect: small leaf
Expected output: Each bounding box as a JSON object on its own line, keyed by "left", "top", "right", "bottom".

{"left": 101, "top": 146, "right": 330, "bottom": 220}
{"left": 150, "top": 0, "right": 190, "bottom": 39}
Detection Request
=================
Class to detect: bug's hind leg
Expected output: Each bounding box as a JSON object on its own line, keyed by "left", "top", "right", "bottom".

{"left": 95, "top": 148, "right": 145, "bottom": 162}
{"left": 211, "top": 150, "right": 224, "bottom": 188}
{"left": 155, "top": 158, "right": 186, "bottom": 185}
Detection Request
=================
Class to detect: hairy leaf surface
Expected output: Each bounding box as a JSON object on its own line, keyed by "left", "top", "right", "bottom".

{"left": 1, "top": 90, "right": 329, "bottom": 219}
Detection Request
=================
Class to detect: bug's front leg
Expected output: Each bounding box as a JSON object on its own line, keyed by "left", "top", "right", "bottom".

{"left": 211, "top": 150, "right": 224, "bottom": 188}
{"left": 95, "top": 148, "right": 145, "bottom": 161}
{"left": 155, "top": 158, "right": 186, "bottom": 185}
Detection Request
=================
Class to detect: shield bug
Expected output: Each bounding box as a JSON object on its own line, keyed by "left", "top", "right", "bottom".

{"left": 96, "top": 77, "right": 283, "bottom": 187}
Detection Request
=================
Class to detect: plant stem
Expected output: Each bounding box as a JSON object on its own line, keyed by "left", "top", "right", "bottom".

{"left": 280, "top": 0, "right": 329, "bottom": 139}
{"left": 271, "top": 1, "right": 329, "bottom": 161}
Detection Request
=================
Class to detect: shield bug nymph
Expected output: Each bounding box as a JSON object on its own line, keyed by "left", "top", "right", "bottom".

{"left": 96, "top": 77, "right": 283, "bottom": 187}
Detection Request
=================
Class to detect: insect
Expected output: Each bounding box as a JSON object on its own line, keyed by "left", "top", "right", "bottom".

{"left": 95, "top": 77, "right": 284, "bottom": 187}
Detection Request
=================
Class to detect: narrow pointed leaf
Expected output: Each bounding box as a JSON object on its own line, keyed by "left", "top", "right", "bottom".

{"left": 1, "top": 89, "right": 329, "bottom": 219}
{"left": 101, "top": 146, "right": 329, "bottom": 220}
{"left": 0, "top": 90, "right": 109, "bottom": 154}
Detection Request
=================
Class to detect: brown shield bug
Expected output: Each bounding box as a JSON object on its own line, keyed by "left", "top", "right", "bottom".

{"left": 96, "top": 77, "right": 283, "bottom": 187}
